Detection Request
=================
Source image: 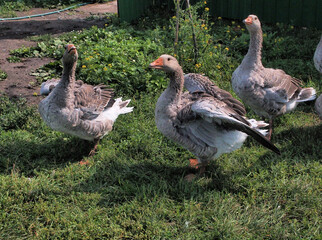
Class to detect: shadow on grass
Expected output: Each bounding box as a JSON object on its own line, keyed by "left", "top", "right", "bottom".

{"left": 0, "top": 135, "right": 93, "bottom": 176}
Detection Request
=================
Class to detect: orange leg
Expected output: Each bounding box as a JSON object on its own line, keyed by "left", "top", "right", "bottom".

{"left": 88, "top": 138, "right": 100, "bottom": 157}
{"left": 185, "top": 159, "right": 208, "bottom": 181}
{"left": 267, "top": 119, "right": 274, "bottom": 141}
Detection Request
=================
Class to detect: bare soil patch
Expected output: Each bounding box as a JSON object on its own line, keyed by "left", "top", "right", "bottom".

{"left": 0, "top": 1, "right": 117, "bottom": 105}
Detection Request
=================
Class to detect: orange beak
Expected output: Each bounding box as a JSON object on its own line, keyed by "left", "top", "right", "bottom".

{"left": 149, "top": 57, "right": 164, "bottom": 69}
{"left": 67, "top": 44, "right": 77, "bottom": 54}
{"left": 243, "top": 16, "right": 253, "bottom": 25}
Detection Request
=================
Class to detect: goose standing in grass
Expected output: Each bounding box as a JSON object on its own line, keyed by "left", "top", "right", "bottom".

{"left": 313, "top": 35, "right": 322, "bottom": 119}
{"left": 313, "top": 35, "right": 322, "bottom": 74}
{"left": 39, "top": 44, "right": 133, "bottom": 156}
{"left": 150, "top": 54, "right": 280, "bottom": 179}
{"left": 232, "top": 15, "right": 316, "bottom": 140}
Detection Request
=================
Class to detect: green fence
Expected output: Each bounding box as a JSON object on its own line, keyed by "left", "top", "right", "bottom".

{"left": 210, "top": 0, "right": 321, "bottom": 29}
{"left": 117, "top": 0, "right": 322, "bottom": 29}
{"left": 117, "top": 0, "right": 158, "bottom": 22}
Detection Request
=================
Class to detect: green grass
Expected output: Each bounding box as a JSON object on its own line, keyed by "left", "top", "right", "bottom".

{"left": 1, "top": 5, "right": 321, "bottom": 239}
{"left": 0, "top": 68, "right": 7, "bottom": 81}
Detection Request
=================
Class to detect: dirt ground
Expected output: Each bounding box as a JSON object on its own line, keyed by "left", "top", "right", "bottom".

{"left": 0, "top": 1, "right": 117, "bottom": 105}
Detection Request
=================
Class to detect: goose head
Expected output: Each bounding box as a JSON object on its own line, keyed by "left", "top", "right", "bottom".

{"left": 63, "top": 44, "right": 78, "bottom": 66}
{"left": 149, "top": 54, "right": 181, "bottom": 73}
{"left": 243, "top": 14, "right": 261, "bottom": 33}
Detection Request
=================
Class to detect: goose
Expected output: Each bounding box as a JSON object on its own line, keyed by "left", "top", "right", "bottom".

{"left": 232, "top": 15, "right": 316, "bottom": 140}
{"left": 149, "top": 54, "right": 280, "bottom": 178}
{"left": 315, "top": 94, "right": 322, "bottom": 120}
{"left": 313, "top": 35, "right": 322, "bottom": 74}
{"left": 39, "top": 44, "right": 133, "bottom": 156}
{"left": 313, "top": 36, "right": 322, "bottom": 119}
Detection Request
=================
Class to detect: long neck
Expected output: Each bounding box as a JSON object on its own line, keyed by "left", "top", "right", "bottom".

{"left": 166, "top": 67, "right": 184, "bottom": 103}
{"left": 242, "top": 28, "right": 263, "bottom": 68}
{"left": 53, "top": 61, "right": 76, "bottom": 109}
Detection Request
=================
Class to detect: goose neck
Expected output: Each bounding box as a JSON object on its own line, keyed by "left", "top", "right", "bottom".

{"left": 243, "top": 29, "right": 263, "bottom": 68}
{"left": 167, "top": 68, "right": 184, "bottom": 101}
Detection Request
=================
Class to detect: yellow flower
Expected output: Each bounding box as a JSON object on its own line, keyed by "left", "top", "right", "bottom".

{"left": 218, "top": 16, "right": 222, "bottom": 20}
{"left": 103, "top": 67, "right": 108, "bottom": 71}
{"left": 204, "top": 27, "right": 208, "bottom": 30}
{"left": 174, "top": 54, "right": 177, "bottom": 57}
{"left": 201, "top": 24, "right": 206, "bottom": 28}
{"left": 232, "top": 21, "right": 235, "bottom": 24}
{"left": 214, "top": 46, "right": 217, "bottom": 49}
{"left": 85, "top": 57, "right": 90, "bottom": 61}
{"left": 205, "top": 7, "right": 209, "bottom": 11}
{"left": 237, "top": 25, "right": 241, "bottom": 28}
{"left": 216, "top": 65, "right": 221, "bottom": 69}
{"left": 172, "top": 16, "right": 176, "bottom": 19}
{"left": 241, "top": 28, "right": 245, "bottom": 31}
{"left": 33, "top": 92, "right": 38, "bottom": 96}
{"left": 290, "top": 26, "right": 294, "bottom": 29}
{"left": 105, "top": 23, "right": 108, "bottom": 27}
{"left": 226, "top": 30, "right": 230, "bottom": 33}
{"left": 195, "top": 63, "right": 201, "bottom": 68}
{"left": 108, "top": 64, "right": 112, "bottom": 67}
{"left": 204, "top": 1, "right": 207, "bottom": 4}
{"left": 225, "top": 47, "right": 229, "bottom": 51}
{"left": 82, "top": 65, "right": 86, "bottom": 69}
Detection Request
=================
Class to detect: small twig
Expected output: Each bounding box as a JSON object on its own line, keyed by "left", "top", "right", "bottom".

{"left": 174, "top": 0, "right": 180, "bottom": 55}
{"left": 186, "top": 0, "right": 198, "bottom": 64}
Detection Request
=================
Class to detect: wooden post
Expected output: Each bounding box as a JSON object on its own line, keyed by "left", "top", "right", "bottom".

{"left": 174, "top": 0, "right": 180, "bottom": 55}
{"left": 186, "top": 0, "right": 198, "bottom": 64}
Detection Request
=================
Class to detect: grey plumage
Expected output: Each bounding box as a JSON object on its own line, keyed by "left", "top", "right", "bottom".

{"left": 313, "top": 35, "right": 322, "bottom": 74}
{"left": 184, "top": 73, "right": 247, "bottom": 116}
{"left": 232, "top": 15, "right": 316, "bottom": 139}
{"left": 38, "top": 44, "right": 133, "bottom": 146}
{"left": 315, "top": 94, "right": 322, "bottom": 120}
{"left": 150, "top": 54, "right": 280, "bottom": 170}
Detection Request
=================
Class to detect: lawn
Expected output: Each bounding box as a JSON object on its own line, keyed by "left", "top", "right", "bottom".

{"left": 0, "top": 2, "right": 321, "bottom": 239}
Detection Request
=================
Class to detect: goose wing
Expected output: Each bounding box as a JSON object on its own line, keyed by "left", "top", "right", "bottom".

{"left": 184, "top": 73, "right": 247, "bottom": 116}
{"left": 176, "top": 92, "right": 280, "bottom": 154}
{"left": 260, "top": 68, "right": 302, "bottom": 103}
{"left": 74, "top": 82, "right": 114, "bottom": 119}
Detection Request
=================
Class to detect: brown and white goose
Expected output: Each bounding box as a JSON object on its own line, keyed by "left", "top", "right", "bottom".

{"left": 150, "top": 54, "right": 280, "bottom": 178}
{"left": 232, "top": 15, "right": 316, "bottom": 140}
{"left": 39, "top": 44, "right": 133, "bottom": 156}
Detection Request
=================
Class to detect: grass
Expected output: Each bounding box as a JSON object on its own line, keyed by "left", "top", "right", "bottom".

{"left": 1, "top": 3, "right": 321, "bottom": 239}
{"left": 0, "top": 68, "right": 7, "bottom": 80}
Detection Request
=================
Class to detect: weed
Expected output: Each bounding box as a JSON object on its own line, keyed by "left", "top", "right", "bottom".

{"left": 0, "top": 69, "right": 7, "bottom": 80}
{"left": 7, "top": 56, "right": 21, "bottom": 63}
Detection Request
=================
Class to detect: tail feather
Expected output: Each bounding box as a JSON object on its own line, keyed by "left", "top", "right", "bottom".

{"left": 297, "top": 88, "right": 316, "bottom": 102}
{"left": 114, "top": 98, "right": 133, "bottom": 115}
{"left": 100, "top": 97, "right": 133, "bottom": 122}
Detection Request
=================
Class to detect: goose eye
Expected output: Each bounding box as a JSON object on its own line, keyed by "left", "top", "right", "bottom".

{"left": 254, "top": 17, "right": 258, "bottom": 20}
{"left": 167, "top": 58, "right": 171, "bottom": 61}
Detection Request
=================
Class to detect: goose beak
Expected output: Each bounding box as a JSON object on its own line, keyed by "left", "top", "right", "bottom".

{"left": 67, "top": 44, "right": 77, "bottom": 54}
{"left": 149, "top": 57, "right": 164, "bottom": 70}
{"left": 243, "top": 17, "right": 253, "bottom": 25}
